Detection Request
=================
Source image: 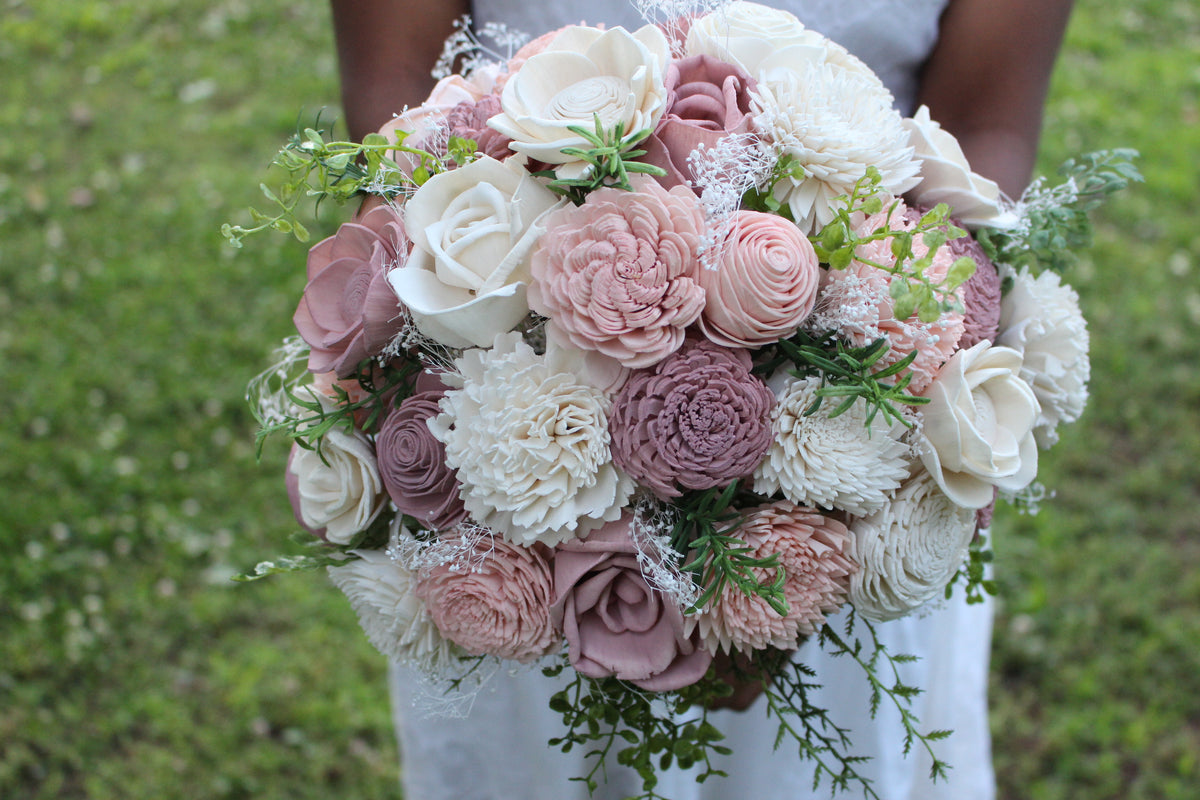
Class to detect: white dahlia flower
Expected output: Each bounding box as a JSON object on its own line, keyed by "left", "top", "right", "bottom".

{"left": 752, "top": 62, "right": 920, "bottom": 233}
{"left": 327, "top": 545, "right": 459, "bottom": 671}
{"left": 847, "top": 466, "right": 977, "bottom": 621}
{"left": 996, "top": 267, "right": 1091, "bottom": 448}
{"left": 753, "top": 373, "right": 912, "bottom": 516}
{"left": 429, "top": 332, "right": 634, "bottom": 547}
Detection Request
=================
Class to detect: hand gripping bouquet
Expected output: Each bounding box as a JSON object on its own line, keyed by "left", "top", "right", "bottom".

{"left": 229, "top": 2, "right": 1139, "bottom": 796}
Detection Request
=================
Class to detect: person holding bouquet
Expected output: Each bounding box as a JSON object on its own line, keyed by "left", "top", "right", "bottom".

{"left": 322, "top": 1, "right": 1074, "bottom": 798}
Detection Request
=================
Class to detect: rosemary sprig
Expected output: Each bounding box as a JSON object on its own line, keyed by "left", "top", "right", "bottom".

{"left": 541, "top": 114, "right": 668, "bottom": 204}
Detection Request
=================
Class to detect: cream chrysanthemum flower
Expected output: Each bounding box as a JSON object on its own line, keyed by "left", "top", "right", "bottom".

{"left": 753, "top": 374, "right": 911, "bottom": 516}
{"left": 996, "top": 267, "right": 1090, "bottom": 448}
{"left": 847, "top": 467, "right": 977, "bottom": 621}
{"left": 753, "top": 63, "right": 920, "bottom": 233}
{"left": 430, "top": 332, "right": 634, "bottom": 547}
{"left": 327, "top": 545, "right": 459, "bottom": 672}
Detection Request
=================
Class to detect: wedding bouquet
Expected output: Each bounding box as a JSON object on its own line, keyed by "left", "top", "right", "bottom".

{"left": 229, "top": 2, "right": 1138, "bottom": 796}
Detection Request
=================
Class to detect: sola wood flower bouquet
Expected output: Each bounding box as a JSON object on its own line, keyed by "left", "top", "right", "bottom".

{"left": 229, "top": 1, "right": 1138, "bottom": 796}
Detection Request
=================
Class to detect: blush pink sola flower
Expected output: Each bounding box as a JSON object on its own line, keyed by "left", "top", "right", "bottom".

{"left": 697, "top": 209, "right": 821, "bottom": 347}
{"left": 610, "top": 338, "right": 774, "bottom": 499}
{"left": 293, "top": 203, "right": 409, "bottom": 377}
{"left": 685, "top": 501, "right": 856, "bottom": 654}
{"left": 529, "top": 178, "right": 706, "bottom": 369}
{"left": 415, "top": 534, "right": 560, "bottom": 663}
{"left": 552, "top": 514, "right": 713, "bottom": 691}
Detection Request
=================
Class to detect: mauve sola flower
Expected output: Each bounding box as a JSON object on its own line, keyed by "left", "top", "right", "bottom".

{"left": 415, "top": 533, "right": 560, "bottom": 663}
{"left": 529, "top": 177, "right": 706, "bottom": 369}
{"left": 293, "top": 203, "right": 409, "bottom": 377}
{"left": 327, "top": 542, "right": 459, "bottom": 671}
{"left": 429, "top": 332, "right": 634, "bottom": 547}
{"left": 375, "top": 372, "right": 468, "bottom": 531}
{"left": 684, "top": 500, "right": 855, "bottom": 653}
{"left": 847, "top": 466, "right": 977, "bottom": 621}
{"left": 610, "top": 338, "right": 774, "bottom": 499}
{"left": 753, "top": 373, "right": 911, "bottom": 517}
{"left": 811, "top": 199, "right": 965, "bottom": 394}
{"left": 442, "top": 95, "right": 514, "bottom": 162}
{"left": 949, "top": 230, "right": 1002, "bottom": 349}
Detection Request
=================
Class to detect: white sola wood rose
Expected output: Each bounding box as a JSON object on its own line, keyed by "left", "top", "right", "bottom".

{"left": 996, "top": 267, "right": 1091, "bottom": 448}
{"left": 388, "top": 156, "right": 561, "bottom": 349}
{"left": 918, "top": 341, "right": 1041, "bottom": 509}
{"left": 487, "top": 24, "right": 670, "bottom": 178}
{"left": 848, "top": 467, "right": 978, "bottom": 621}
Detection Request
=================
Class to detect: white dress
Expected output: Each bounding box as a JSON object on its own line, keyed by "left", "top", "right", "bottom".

{"left": 390, "top": 2, "right": 997, "bottom": 798}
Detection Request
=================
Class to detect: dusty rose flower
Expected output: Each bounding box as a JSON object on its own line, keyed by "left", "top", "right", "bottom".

{"left": 640, "top": 55, "right": 758, "bottom": 190}
{"left": 375, "top": 373, "right": 467, "bottom": 531}
{"left": 684, "top": 501, "right": 856, "bottom": 653}
{"left": 415, "top": 534, "right": 560, "bottom": 663}
{"left": 442, "top": 95, "right": 513, "bottom": 161}
{"left": 529, "top": 178, "right": 706, "bottom": 368}
{"left": 610, "top": 338, "right": 774, "bottom": 499}
{"left": 551, "top": 515, "right": 713, "bottom": 691}
{"left": 949, "top": 232, "right": 1002, "bottom": 349}
{"left": 293, "top": 203, "right": 409, "bottom": 377}
{"left": 697, "top": 210, "right": 820, "bottom": 347}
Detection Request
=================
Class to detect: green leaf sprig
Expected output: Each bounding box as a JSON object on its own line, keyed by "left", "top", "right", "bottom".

{"left": 946, "top": 530, "right": 997, "bottom": 605}
{"left": 540, "top": 114, "right": 668, "bottom": 204}
{"left": 755, "top": 330, "right": 930, "bottom": 429}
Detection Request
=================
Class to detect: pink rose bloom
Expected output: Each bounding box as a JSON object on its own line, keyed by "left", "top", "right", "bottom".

{"left": 551, "top": 515, "right": 713, "bottom": 691}
{"left": 415, "top": 535, "right": 560, "bottom": 663}
{"left": 697, "top": 210, "right": 821, "bottom": 347}
{"left": 640, "top": 55, "right": 758, "bottom": 191}
{"left": 529, "top": 178, "right": 706, "bottom": 369}
{"left": 686, "top": 501, "right": 856, "bottom": 654}
{"left": 948, "top": 232, "right": 1002, "bottom": 349}
{"left": 375, "top": 372, "right": 468, "bottom": 531}
{"left": 610, "top": 338, "right": 774, "bottom": 499}
{"left": 293, "top": 203, "right": 409, "bottom": 377}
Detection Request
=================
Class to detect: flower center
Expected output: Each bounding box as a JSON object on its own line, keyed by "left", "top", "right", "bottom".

{"left": 549, "top": 77, "right": 629, "bottom": 128}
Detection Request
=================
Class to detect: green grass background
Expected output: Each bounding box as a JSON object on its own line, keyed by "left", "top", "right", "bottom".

{"left": 1, "top": 0, "right": 1196, "bottom": 797}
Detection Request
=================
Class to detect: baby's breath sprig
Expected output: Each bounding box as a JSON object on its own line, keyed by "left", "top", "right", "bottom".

{"left": 813, "top": 167, "right": 976, "bottom": 322}
{"left": 755, "top": 331, "right": 930, "bottom": 429}
{"left": 671, "top": 483, "right": 789, "bottom": 616}
{"left": 540, "top": 115, "right": 668, "bottom": 204}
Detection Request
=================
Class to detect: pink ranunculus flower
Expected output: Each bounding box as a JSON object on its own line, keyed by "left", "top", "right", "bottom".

{"left": 948, "top": 230, "right": 1002, "bottom": 350}
{"left": 640, "top": 54, "right": 758, "bottom": 191}
{"left": 529, "top": 177, "right": 706, "bottom": 369}
{"left": 415, "top": 533, "right": 560, "bottom": 663}
{"left": 610, "top": 338, "right": 774, "bottom": 499}
{"left": 551, "top": 515, "right": 713, "bottom": 691}
{"left": 697, "top": 210, "right": 821, "bottom": 347}
{"left": 293, "top": 203, "right": 409, "bottom": 377}
{"left": 375, "top": 372, "right": 468, "bottom": 531}
{"left": 684, "top": 501, "right": 856, "bottom": 654}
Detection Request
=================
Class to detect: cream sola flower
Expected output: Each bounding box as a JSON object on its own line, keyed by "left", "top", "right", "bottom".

{"left": 753, "top": 373, "right": 911, "bottom": 517}
{"left": 847, "top": 466, "right": 978, "bottom": 622}
{"left": 428, "top": 332, "right": 634, "bottom": 547}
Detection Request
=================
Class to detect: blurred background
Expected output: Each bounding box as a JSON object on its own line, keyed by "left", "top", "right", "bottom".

{"left": 1, "top": 0, "right": 1196, "bottom": 797}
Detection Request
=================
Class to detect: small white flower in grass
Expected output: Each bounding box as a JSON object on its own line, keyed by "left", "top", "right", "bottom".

{"left": 753, "top": 373, "right": 911, "bottom": 516}
{"left": 429, "top": 332, "right": 634, "bottom": 547}
{"left": 847, "top": 466, "right": 978, "bottom": 622}
{"left": 996, "top": 267, "right": 1090, "bottom": 448}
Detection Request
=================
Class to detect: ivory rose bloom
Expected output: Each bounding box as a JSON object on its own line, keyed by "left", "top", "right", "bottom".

{"left": 697, "top": 210, "right": 821, "bottom": 347}
{"left": 415, "top": 534, "right": 560, "bottom": 663}
{"left": 487, "top": 24, "right": 670, "bottom": 178}
{"left": 286, "top": 419, "right": 385, "bottom": 545}
{"left": 388, "top": 156, "right": 562, "bottom": 348}
{"left": 529, "top": 178, "right": 706, "bottom": 368}
{"left": 904, "top": 106, "right": 1014, "bottom": 230}
{"left": 429, "top": 333, "right": 633, "bottom": 547}
{"left": 918, "top": 341, "right": 1041, "bottom": 509}
{"left": 848, "top": 467, "right": 978, "bottom": 621}
{"left": 685, "top": 2, "right": 842, "bottom": 77}
{"left": 996, "top": 267, "right": 1091, "bottom": 448}
{"left": 551, "top": 514, "right": 713, "bottom": 691}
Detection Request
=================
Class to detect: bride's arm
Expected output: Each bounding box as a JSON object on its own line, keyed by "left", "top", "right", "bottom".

{"left": 330, "top": 0, "right": 471, "bottom": 142}
{"left": 917, "top": 0, "right": 1075, "bottom": 197}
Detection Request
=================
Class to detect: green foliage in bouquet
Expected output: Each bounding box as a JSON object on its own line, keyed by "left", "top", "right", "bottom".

{"left": 539, "top": 114, "right": 669, "bottom": 204}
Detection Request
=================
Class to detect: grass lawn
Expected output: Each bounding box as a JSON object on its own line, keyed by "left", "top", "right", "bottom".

{"left": 1, "top": 0, "right": 1196, "bottom": 798}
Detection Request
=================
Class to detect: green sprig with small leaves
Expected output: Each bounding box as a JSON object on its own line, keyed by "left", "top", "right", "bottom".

{"left": 946, "top": 531, "right": 997, "bottom": 605}
{"left": 755, "top": 330, "right": 930, "bottom": 429}
{"left": 540, "top": 114, "right": 668, "bottom": 204}
{"left": 741, "top": 153, "right": 807, "bottom": 219}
